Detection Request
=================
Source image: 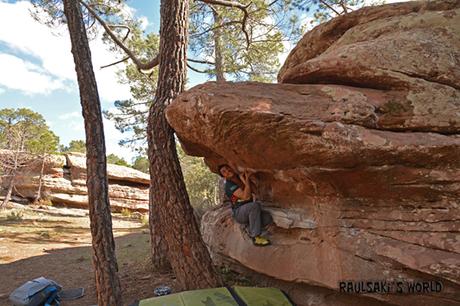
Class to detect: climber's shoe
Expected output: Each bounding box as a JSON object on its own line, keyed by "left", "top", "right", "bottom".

{"left": 252, "top": 235, "right": 270, "bottom": 246}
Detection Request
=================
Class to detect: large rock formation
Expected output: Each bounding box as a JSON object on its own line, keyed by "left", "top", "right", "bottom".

{"left": 1, "top": 151, "right": 149, "bottom": 212}
{"left": 166, "top": 1, "right": 460, "bottom": 305}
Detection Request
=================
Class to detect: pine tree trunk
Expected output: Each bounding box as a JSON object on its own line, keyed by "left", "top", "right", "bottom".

{"left": 147, "top": 0, "right": 222, "bottom": 290}
{"left": 63, "top": 1, "right": 122, "bottom": 305}
{"left": 149, "top": 211, "right": 170, "bottom": 271}
{"left": 1, "top": 148, "right": 20, "bottom": 208}
{"left": 213, "top": 10, "right": 226, "bottom": 82}
{"left": 34, "top": 153, "right": 46, "bottom": 203}
{"left": 1, "top": 178, "right": 13, "bottom": 208}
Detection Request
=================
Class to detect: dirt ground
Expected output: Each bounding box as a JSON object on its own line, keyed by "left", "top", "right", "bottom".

{"left": 0, "top": 204, "right": 253, "bottom": 306}
{"left": 0, "top": 204, "right": 180, "bottom": 306}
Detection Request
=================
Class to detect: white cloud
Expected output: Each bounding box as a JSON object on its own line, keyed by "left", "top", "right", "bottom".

{"left": 0, "top": 1, "right": 132, "bottom": 101}
{"left": 59, "top": 113, "right": 85, "bottom": 133}
{"left": 0, "top": 1, "right": 74, "bottom": 80}
{"left": 0, "top": 53, "right": 64, "bottom": 95}
{"left": 58, "top": 111, "right": 81, "bottom": 120}
{"left": 0, "top": 87, "right": 5, "bottom": 95}
{"left": 103, "top": 117, "right": 136, "bottom": 161}
{"left": 69, "top": 120, "right": 84, "bottom": 132}
{"left": 253, "top": 15, "right": 277, "bottom": 39}
{"left": 119, "top": 2, "right": 136, "bottom": 19}
{"left": 57, "top": 114, "right": 136, "bottom": 161}
{"left": 301, "top": 15, "right": 316, "bottom": 32}
{"left": 138, "top": 16, "right": 149, "bottom": 31}
{"left": 89, "top": 42, "right": 132, "bottom": 101}
{"left": 278, "top": 40, "right": 292, "bottom": 67}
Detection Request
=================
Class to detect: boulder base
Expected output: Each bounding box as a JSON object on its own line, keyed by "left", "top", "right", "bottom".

{"left": 166, "top": 1, "right": 460, "bottom": 305}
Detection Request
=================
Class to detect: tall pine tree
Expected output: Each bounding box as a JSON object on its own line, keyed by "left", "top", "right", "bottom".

{"left": 63, "top": 0, "right": 122, "bottom": 304}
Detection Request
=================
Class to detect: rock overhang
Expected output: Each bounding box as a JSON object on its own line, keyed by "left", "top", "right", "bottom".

{"left": 166, "top": 82, "right": 460, "bottom": 172}
{"left": 165, "top": 1, "right": 460, "bottom": 305}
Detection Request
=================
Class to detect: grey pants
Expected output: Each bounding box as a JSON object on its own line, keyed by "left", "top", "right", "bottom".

{"left": 233, "top": 201, "right": 273, "bottom": 238}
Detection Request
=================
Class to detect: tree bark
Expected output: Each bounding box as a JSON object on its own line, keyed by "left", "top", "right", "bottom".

{"left": 149, "top": 210, "right": 170, "bottom": 271}
{"left": 1, "top": 148, "right": 19, "bottom": 208}
{"left": 1, "top": 177, "right": 13, "bottom": 208}
{"left": 147, "top": 0, "right": 222, "bottom": 290}
{"left": 63, "top": 1, "right": 122, "bottom": 305}
{"left": 212, "top": 10, "right": 226, "bottom": 82}
{"left": 34, "top": 153, "right": 46, "bottom": 203}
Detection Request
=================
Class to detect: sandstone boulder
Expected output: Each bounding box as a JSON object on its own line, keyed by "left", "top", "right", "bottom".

{"left": 166, "top": 1, "right": 460, "bottom": 305}
{"left": 1, "top": 151, "right": 149, "bottom": 212}
{"left": 66, "top": 153, "right": 150, "bottom": 185}
{"left": 279, "top": 0, "right": 460, "bottom": 134}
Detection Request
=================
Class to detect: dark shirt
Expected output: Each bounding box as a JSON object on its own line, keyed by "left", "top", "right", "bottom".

{"left": 224, "top": 179, "right": 251, "bottom": 206}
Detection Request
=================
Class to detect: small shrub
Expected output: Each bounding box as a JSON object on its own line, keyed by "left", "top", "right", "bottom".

{"left": 38, "top": 230, "right": 61, "bottom": 239}
{"left": 36, "top": 198, "right": 53, "bottom": 206}
{"left": 6, "top": 210, "right": 23, "bottom": 221}
{"left": 219, "top": 266, "right": 253, "bottom": 286}
{"left": 121, "top": 208, "right": 132, "bottom": 218}
{"left": 38, "top": 231, "right": 51, "bottom": 239}
{"left": 140, "top": 214, "right": 149, "bottom": 227}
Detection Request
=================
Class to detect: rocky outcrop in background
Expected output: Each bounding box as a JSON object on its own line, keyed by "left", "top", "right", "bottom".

{"left": 1, "top": 151, "right": 149, "bottom": 212}
{"left": 166, "top": 1, "right": 460, "bottom": 305}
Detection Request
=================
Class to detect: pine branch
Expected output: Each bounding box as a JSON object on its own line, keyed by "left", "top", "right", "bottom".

{"left": 199, "top": 0, "right": 252, "bottom": 49}
{"left": 199, "top": 0, "right": 247, "bottom": 9}
{"left": 188, "top": 58, "right": 215, "bottom": 65}
{"left": 107, "top": 24, "right": 132, "bottom": 42}
{"left": 187, "top": 64, "right": 210, "bottom": 74}
{"left": 268, "top": 0, "right": 280, "bottom": 6}
{"left": 338, "top": 0, "right": 349, "bottom": 13}
{"left": 100, "top": 56, "right": 130, "bottom": 69}
{"left": 80, "top": 0, "right": 159, "bottom": 71}
{"left": 319, "top": 0, "right": 341, "bottom": 16}
{"left": 190, "top": 21, "right": 240, "bottom": 37}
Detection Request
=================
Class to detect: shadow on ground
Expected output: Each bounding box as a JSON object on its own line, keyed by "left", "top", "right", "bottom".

{"left": 1, "top": 224, "right": 145, "bottom": 246}
{"left": 0, "top": 232, "right": 178, "bottom": 306}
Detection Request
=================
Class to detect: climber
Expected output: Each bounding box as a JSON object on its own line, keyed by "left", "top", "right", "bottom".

{"left": 218, "top": 164, "right": 273, "bottom": 246}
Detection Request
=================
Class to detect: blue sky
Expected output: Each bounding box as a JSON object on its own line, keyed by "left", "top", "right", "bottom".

{"left": 0, "top": 0, "right": 403, "bottom": 162}
{"left": 0, "top": 0, "right": 210, "bottom": 162}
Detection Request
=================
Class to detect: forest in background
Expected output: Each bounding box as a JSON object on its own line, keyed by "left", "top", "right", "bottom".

{"left": 0, "top": 107, "right": 219, "bottom": 213}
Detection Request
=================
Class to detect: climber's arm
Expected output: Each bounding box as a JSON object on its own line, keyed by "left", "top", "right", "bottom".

{"left": 232, "top": 171, "right": 252, "bottom": 201}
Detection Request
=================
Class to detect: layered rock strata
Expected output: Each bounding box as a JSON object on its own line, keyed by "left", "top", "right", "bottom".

{"left": 1, "top": 151, "right": 149, "bottom": 212}
{"left": 166, "top": 1, "right": 460, "bottom": 305}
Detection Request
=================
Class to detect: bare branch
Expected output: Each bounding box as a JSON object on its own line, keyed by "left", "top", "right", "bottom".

{"left": 80, "top": 0, "right": 159, "bottom": 71}
{"left": 268, "top": 0, "right": 280, "bottom": 7}
{"left": 188, "top": 58, "right": 215, "bottom": 65}
{"left": 338, "top": 0, "right": 349, "bottom": 13}
{"left": 199, "top": 0, "right": 247, "bottom": 9}
{"left": 190, "top": 21, "right": 240, "bottom": 37}
{"left": 319, "top": 0, "right": 341, "bottom": 16}
{"left": 199, "top": 0, "right": 252, "bottom": 49}
{"left": 251, "top": 38, "right": 292, "bottom": 43}
{"left": 240, "top": 6, "right": 250, "bottom": 49}
{"left": 88, "top": 16, "right": 97, "bottom": 30}
{"left": 108, "top": 24, "right": 132, "bottom": 42}
{"left": 208, "top": 3, "right": 219, "bottom": 14}
{"left": 100, "top": 56, "right": 130, "bottom": 69}
{"left": 187, "top": 64, "right": 209, "bottom": 74}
